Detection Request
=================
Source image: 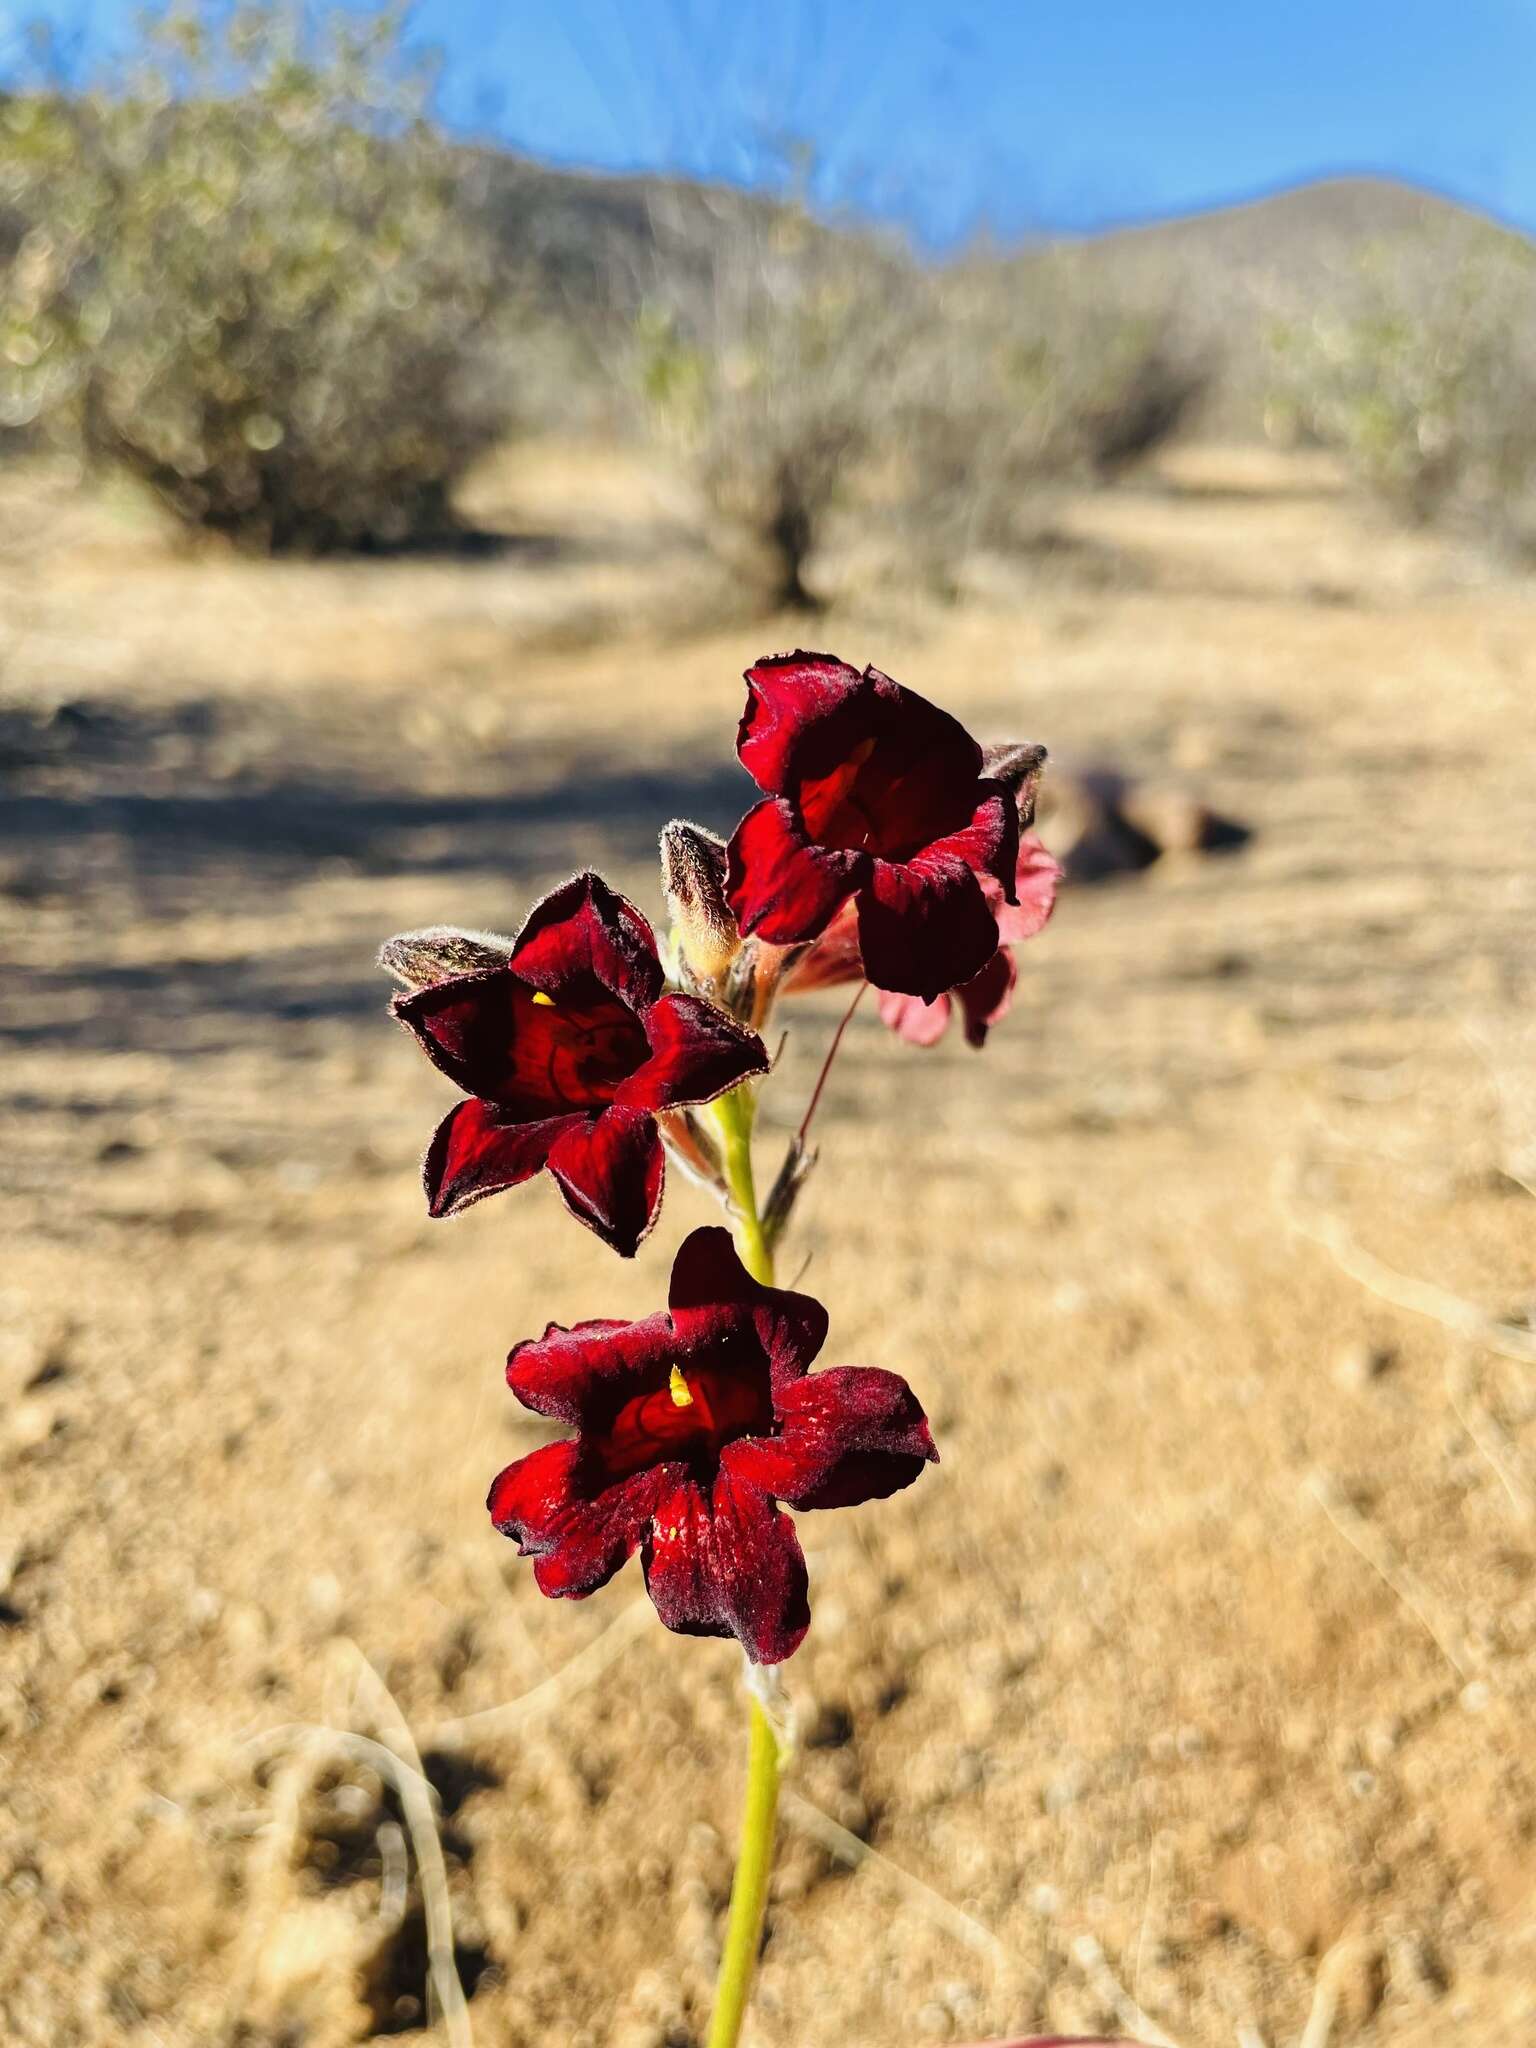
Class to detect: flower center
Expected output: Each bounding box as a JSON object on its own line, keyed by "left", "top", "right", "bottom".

{"left": 598, "top": 1358, "right": 772, "bottom": 1479}
{"left": 499, "top": 974, "right": 651, "bottom": 1111}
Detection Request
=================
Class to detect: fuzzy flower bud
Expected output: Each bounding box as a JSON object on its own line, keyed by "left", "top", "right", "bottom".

{"left": 660, "top": 819, "right": 741, "bottom": 990}
{"left": 378, "top": 925, "right": 513, "bottom": 992}
{"left": 981, "top": 741, "right": 1049, "bottom": 827}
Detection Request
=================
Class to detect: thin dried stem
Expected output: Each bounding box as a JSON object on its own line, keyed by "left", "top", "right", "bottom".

{"left": 1303, "top": 1472, "right": 1473, "bottom": 1681}
{"left": 349, "top": 1648, "right": 474, "bottom": 2048}
{"left": 429, "top": 1597, "right": 654, "bottom": 1748}
{"left": 1446, "top": 1355, "right": 1535, "bottom": 1522}
{"left": 1069, "top": 1933, "right": 1183, "bottom": 2048}
{"left": 237, "top": 1723, "right": 471, "bottom": 2048}
{"left": 1280, "top": 1168, "right": 1536, "bottom": 1368}
{"left": 1296, "top": 1934, "right": 1369, "bottom": 2048}
{"left": 797, "top": 981, "right": 868, "bottom": 1149}
{"left": 780, "top": 1790, "right": 1008, "bottom": 1968}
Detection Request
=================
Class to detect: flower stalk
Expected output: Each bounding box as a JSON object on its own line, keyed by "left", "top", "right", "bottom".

{"left": 706, "top": 1082, "right": 782, "bottom": 2048}
{"left": 381, "top": 647, "right": 1053, "bottom": 2046}
{"left": 713, "top": 1081, "right": 774, "bottom": 1287}
{"left": 707, "top": 1690, "right": 787, "bottom": 2048}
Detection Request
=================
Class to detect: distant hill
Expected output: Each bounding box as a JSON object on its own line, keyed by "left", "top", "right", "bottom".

{"left": 463, "top": 161, "right": 1529, "bottom": 427}
{"left": 1008, "top": 177, "right": 1527, "bottom": 428}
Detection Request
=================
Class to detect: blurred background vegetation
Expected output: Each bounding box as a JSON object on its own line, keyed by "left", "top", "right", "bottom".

{"left": 3, "top": 1, "right": 1531, "bottom": 593}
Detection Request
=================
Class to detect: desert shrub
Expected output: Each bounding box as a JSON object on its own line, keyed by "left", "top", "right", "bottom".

{"left": 889, "top": 255, "right": 1206, "bottom": 575}
{"left": 0, "top": 4, "right": 515, "bottom": 550}
{"left": 1267, "top": 233, "right": 1536, "bottom": 548}
{"left": 632, "top": 201, "right": 923, "bottom": 607}
{"left": 633, "top": 217, "right": 1206, "bottom": 606}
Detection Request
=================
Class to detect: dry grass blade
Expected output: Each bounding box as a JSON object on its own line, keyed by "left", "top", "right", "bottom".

{"left": 232, "top": 1722, "right": 472, "bottom": 2047}
{"left": 1070, "top": 1933, "right": 1184, "bottom": 2048}
{"left": 1294, "top": 1934, "right": 1373, "bottom": 2048}
{"left": 779, "top": 1790, "right": 1008, "bottom": 1967}
{"left": 1446, "top": 1355, "right": 1535, "bottom": 1522}
{"left": 349, "top": 1647, "right": 475, "bottom": 2048}
{"left": 1303, "top": 1472, "right": 1473, "bottom": 1681}
{"left": 429, "top": 1596, "right": 653, "bottom": 1748}
{"left": 1283, "top": 1180, "right": 1536, "bottom": 1368}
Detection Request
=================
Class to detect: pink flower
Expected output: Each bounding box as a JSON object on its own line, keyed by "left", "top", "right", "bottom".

{"left": 787, "top": 834, "right": 1062, "bottom": 1049}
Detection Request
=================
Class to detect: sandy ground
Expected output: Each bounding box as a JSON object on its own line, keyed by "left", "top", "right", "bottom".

{"left": 2, "top": 443, "right": 1535, "bottom": 2048}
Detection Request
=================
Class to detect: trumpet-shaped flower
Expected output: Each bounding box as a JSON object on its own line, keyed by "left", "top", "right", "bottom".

{"left": 726, "top": 653, "right": 1023, "bottom": 1003}
{"left": 388, "top": 872, "right": 768, "bottom": 1256}
{"left": 488, "top": 1228, "right": 937, "bottom": 1664}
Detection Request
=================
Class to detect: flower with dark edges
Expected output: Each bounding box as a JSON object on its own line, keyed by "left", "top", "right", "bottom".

{"left": 487, "top": 1227, "right": 937, "bottom": 1664}
{"left": 388, "top": 872, "right": 768, "bottom": 1256}
{"left": 725, "top": 653, "right": 1027, "bottom": 1003}
{"left": 786, "top": 833, "right": 1062, "bottom": 1050}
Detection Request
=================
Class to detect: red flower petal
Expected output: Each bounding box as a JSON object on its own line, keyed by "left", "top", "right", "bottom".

{"left": 955, "top": 948, "right": 1018, "bottom": 1048}
{"left": 877, "top": 988, "right": 953, "bottom": 1047}
{"left": 723, "top": 1365, "right": 936, "bottom": 1509}
{"left": 617, "top": 992, "right": 770, "bottom": 1112}
{"left": 397, "top": 969, "right": 650, "bottom": 1113}
{"left": 736, "top": 651, "right": 866, "bottom": 795}
{"left": 506, "top": 1310, "right": 678, "bottom": 1427}
{"left": 423, "top": 1100, "right": 582, "bottom": 1217}
{"left": 856, "top": 848, "right": 1000, "bottom": 1002}
{"left": 933, "top": 785, "right": 1021, "bottom": 901}
{"left": 667, "top": 1227, "right": 828, "bottom": 1388}
{"left": 737, "top": 657, "right": 984, "bottom": 849}
{"left": 642, "top": 1467, "right": 810, "bottom": 1664}
{"left": 993, "top": 832, "right": 1062, "bottom": 944}
{"left": 547, "top": 1104, "right": 664, "bottom": 1258}
{"left": 487, "top": 1439, "right": 669, "bottom": 1600}
{"left": 726, "top": 797, "right": 864, "bottom": 944}
{"left": 509, "top": 870, "right": 665, "bottom": 1012}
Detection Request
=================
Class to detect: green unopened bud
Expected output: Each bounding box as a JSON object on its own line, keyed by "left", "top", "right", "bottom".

{"left": 660, "top": 819, "right": 740, "bottom": 989}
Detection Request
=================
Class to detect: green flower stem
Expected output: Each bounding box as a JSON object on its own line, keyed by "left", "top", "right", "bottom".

{"left": 706, "top": 1691, "right": 786, "bottom": 2048}
{"left": 705, "top": 1079, "right": 783, "bottom": 2048}
{"left": 714, "top": 1081, "right": 774, "bottom": 1287}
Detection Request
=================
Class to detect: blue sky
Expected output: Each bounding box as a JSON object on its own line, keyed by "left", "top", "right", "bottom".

{"left": 9, "top": 1, "right": 1535, "bottom": 245}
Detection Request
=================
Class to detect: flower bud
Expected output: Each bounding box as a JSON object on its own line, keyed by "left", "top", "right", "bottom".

{"left": 660, "top": 819, "right": 741, "bottom": 989}
{"left": 378, "top": 925, "right": 512, "bottom": 991}
{"left": 981, "top": 741, "right": 1049, "bottom": 827}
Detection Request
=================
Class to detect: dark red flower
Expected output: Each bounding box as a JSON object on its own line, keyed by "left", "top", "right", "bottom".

{"left": 786, "top": 833, "right": 1062, "bottom": 1050}
{"left": 389, "top": 872, "right": 768, "bottom": 1256}
{"left": 487, "top": 1227, "right": 937, "bottom": 1664}
{"left": 878, "top": 834, "right": 1062, "bottom": 1048}
{"left": 726, "top": 653, "right": 1023, "bottom": 1003}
